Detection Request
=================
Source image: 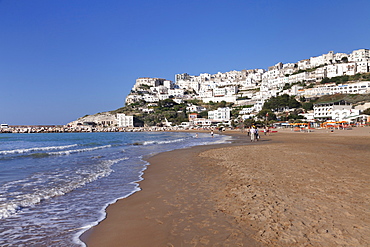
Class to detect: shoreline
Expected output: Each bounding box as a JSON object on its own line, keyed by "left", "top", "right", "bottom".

{"left": 81, "top": 132, "right": 261, "bottom": 246}
{"left": 83, "top": 127, "right": 370, "bottom": 246}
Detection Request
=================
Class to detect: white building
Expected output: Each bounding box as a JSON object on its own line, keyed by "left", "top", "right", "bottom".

{"left": 326, "top": 64, "right": 338, "bottom": 78}
{"left": 310, "top": 51, "right": 335, "bottom": 67}
{"left": 213, "top": 87, "right": 227, "bottom": 96}
{"left": 239, "top": 107, "right": 254, "bottom": 114}
{"left": 199, "top": 90, "right": 213, "bottom": 98}
{"left": 313, "top": 101, "right": 359, "bottom": 121}
{"left": 125, "top": 48, "right": 369, "bottom": 116}
{"left": 313, "top": 67, "right": 327, "bottom": 81}
{"left": 133, "top": 77, "right": 167, "bottom": 91}
{"left": 143, "top": 94, "right": 159, "bottom": 103}
{"left": 296, "top": 59, "right": 310, "bottom": 70}
{"left": 299, "top": 112, "right": 315, "bottom": 121}
{"left": 158, "top": 94, "right": 170, "bottom": 100}
{"left": 288, "top": 72, "right": 309, "bottom": 84}
{"left": 116, "top": 113, "right": 134, "bottom": 127}
{"left": 208, "top": 107, "right": 231, "bottom": 121}
{"left": 332, "top": 108, "right": 360, "bottom": 122}
{"left": 125, "top": 94, "right": 142, "bottom": 104}
{"left": 253, "top": 99, "right": 265, "bottom": 112}
{"left": 202, "top": 95, "right": 237, "bottom": 103}
{"left": 168, "top": 88, "right": 184, "bottom": 97}
{"left": 186, "top": 105, "right": 206, "bottom": 113}
{"left": 337, "top": 63, "right": 356, "bottom": 76}
{"left": 163, "top": 80, "right": 173, "bottom": 89}
{"left": 172, "top": 98, "right": 184, "bottom": 104}
{"left": 356, "top": 61, "right": 369, "bottom": 73}
{"left": 303, "top": 81, "right": 370, "bottom": 97}
{"left": 241, "top": 114, "right": 256, "bottom": 121}
{"left": 349, "top": 49, "right": 370, "bottom": 62}
{"left": 140, "top": 108, "right": 154, "bottom": 113}
{"left": 191, "top": 118, "right": 212, "bottom": 126}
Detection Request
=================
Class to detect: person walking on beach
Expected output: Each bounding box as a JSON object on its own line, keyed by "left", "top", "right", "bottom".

{"left": 255, "top": 127, "right": 259, "bottom": 141}
{"left": 250, "top": 126, "right": 255, "bottom": 142}
{"left": 210, "top": 130, "right": 214, "bottom": 138}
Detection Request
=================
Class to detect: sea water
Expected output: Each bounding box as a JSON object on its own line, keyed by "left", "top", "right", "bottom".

{"left": 0, "top": 131, "right": 230, "bottom": 246}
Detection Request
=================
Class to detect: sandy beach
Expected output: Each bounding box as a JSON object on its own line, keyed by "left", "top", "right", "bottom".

{"left": 83, "top": 127, "right": 370, "bottom": 246}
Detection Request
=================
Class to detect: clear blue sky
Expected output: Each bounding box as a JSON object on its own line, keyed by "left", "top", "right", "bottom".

{"left": 1, "top": 0, "right": 369, "bottom": 125}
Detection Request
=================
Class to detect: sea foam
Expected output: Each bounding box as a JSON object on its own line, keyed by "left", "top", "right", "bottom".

{"left": 0, "top": 144, "right": 78, "bottom": 155}
{"left": 0, "top": 157, "right": 127, "bottom": 219}
{"left": 48, "top": 145, "right": 112, "bottom": 155}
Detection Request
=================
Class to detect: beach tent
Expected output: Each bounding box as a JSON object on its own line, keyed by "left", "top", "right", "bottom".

{"left": 321, "top": 120, "right": 350, "bottom": 129}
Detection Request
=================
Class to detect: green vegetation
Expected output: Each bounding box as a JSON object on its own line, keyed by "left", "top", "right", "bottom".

{"left": 313, "top": 93, "right": 370, "bottom": 105}
{"left": 290, "top": 65, "right": 325, "bottom": 76}
{"left": 363, "top": 108, "right": 370, "bottom": 115}
{"left": 256, "top": 109, "right": 276, "bottom": 121}
{"left": 204, "top": 100, "right": 234, "bottom": 111}
{"left": 233, "top": 104, "right": 254, "bottom": 109}
{"left": 282, "top": 81, "right": 306, "bottom": 90}
{"left": 107, "top": 99, "right": 240, "bottom": 127}
{"left": 262, "top": 94, "right": 301, "bottom": 111}
{"left": 184, "top": 99, "right": 202, "bottom": 105}
{"left": 302, "top": 102, "right": 314, "bottom": 111}
{"left": 138, "top": 84, "right": 151, "bottom": 90}
{"left": 198, "top": 111, "right": 208, "bottom": 118}
{"left": 320, "top": 73, "right": 370, "bottom": 85}
{"left": 104, "top": 88, "right": 370, "bottom": 127}
{"left": 251, "top": 94, "right": 305, "bottom": 121}
{"left": 282, "top": 83, "right": 291, "bottom": 90}
{"left": 236, "top": 96, "right": 250, "bottom": 100}
{"left": 305, "top": 83, "right": 314, "bottom": 89}
{"left": 138, "top": 99, "right": 187, "bottom": 126}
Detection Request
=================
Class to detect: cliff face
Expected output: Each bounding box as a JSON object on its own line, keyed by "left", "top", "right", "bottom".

{"left": 67, "top": 112, "right": 117, "bottom": 127}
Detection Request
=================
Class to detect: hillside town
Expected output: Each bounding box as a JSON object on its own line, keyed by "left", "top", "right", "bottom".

{"left": 59, "top": 48, "right": 370, "bottom": 132}
{"left": 127, "top": 49, "right": 369, "bottom": 102}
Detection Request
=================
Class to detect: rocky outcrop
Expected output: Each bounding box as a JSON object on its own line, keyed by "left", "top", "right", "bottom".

{"left": 67, "top": 112, "right": 117, "bottom": 127}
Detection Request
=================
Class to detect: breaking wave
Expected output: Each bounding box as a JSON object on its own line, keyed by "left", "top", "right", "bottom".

{"left": 142, "top": 138, "right": 186, "bottom": 145}
{"left": 47, "top": 145, "right": 112, "bottom": 155}
{"left": 0, "top": 144, "right": 78, "bottom": 155}
{"left": 0, "top": 157, "right": 128, "bottom": 219}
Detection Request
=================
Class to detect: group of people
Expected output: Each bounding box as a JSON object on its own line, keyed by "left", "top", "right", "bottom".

{"left": 247, "top": 126, "right": 270, "bottom": 142}
{"left": 249, "top": 126, "right": 260, "bottom": 142}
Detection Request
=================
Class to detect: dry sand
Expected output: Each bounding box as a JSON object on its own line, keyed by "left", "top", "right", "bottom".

{"left": 83, "top": 127, "right": 370, "bottom": 247}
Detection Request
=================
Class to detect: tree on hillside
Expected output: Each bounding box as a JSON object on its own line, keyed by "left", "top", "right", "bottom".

{"left": 256, "top": 109, "right": 276, "bottom": 121}
{"left": 262, "top": 94, "right": 301, "bottom": 111}
{"left": 231, "top": 108, "right": 240, "bottom": 118}
{"left": 203, "top": 100, "right": 234, "bottom": 111}
{"left": 302, "top": 102, "right": 314, "bottom": 111}
{"left": 199, "top": 111, "right": 208, "bottom": 118}
{"left": 158, "top": 99, "right": 177, "bottom": 108}
{"left": 319, "top": 73, "right": 370, "bottom": 85}
{"left": 363, "top": 108, "right": 370, "bottom": 115}
{"left": 243, "top": 118, "right": 255, "bottom": 128}
{"left": 219, "top": 100, "right": 227, "bottom": 108}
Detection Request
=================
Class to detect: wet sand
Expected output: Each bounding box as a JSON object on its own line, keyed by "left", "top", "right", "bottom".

{"left": 83, "top": 127, "right": 370, "bottom": 246}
